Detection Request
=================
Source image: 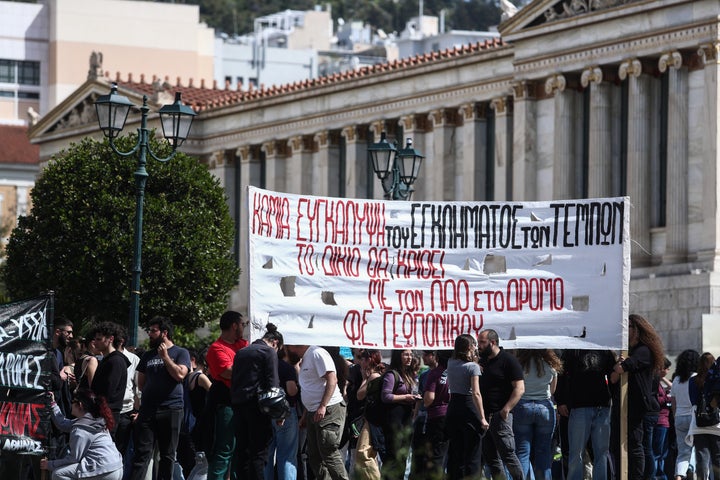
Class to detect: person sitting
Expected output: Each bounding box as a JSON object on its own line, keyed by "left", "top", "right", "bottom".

{"left": 42, "top": 388, "right": 124, "bottom": 480}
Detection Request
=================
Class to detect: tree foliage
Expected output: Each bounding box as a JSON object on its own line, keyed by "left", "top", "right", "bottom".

{"left": 4, "top": 135, "right": 239, "bottom": 333}
{"left": 153, "top": 0, "right": 503, "bottom": 37}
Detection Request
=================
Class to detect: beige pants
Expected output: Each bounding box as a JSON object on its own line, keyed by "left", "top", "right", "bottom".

{"left": 353, "top": 421, "right": 380, "bottom": 480}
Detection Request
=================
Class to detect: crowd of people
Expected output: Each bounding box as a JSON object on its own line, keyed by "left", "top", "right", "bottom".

{"left": 20, "top": 311, "right": 720, "bottom": 480}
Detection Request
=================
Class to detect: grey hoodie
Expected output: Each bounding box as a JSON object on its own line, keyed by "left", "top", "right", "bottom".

{"left": 48, "top": 405, "right": 123, "bottom": 478}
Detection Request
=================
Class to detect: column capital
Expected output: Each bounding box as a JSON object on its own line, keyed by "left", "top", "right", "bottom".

{"left": 341, "top": 125, "right": 368, "bottom": 143}
{"left": 580, "top": 66, "right": 603, "bottom": 87}
{"left": 235, "top": 145, "right": 251, "bottom": 163}
{"left": 429, "top": 109, "right": 459, "bottom": 127}
{"left": 458, "top": 102, "right": 488, "bottom": 121}
{"left": 698, "top": 42, "right": 720, "bottom": 65}
{"left": 511, "top": 81, "right": 536, "bottom": 100}
{"left": 544, "top": 73, "right": 567, "bottom": 95}
{"left": 618, "top": 58, "right": 642, "bottom": 80}
{"left": 490, "top": 97, "right": 512, "bottom": 115}
{"left": 262, "top": 140, "right": 287, "bottom": 157}
{"left": 658, "top": 51, "right": 683, "bottom": 72}
{"left": 288, "top": 135, "right": 315, "bottom": 154}
{"left": 398, "top": 114, "right": 429, "bottom": 133}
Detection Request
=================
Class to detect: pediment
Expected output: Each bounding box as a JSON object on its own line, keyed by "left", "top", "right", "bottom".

{"left": 28, "top": 79, "right": 147, "bottom": 142}
{"left": 499, "top": 0, "right": 647, "bottom": 38}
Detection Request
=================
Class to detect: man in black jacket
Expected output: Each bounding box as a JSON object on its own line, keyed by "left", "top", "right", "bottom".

{"left": 231, "top": 324, "right": 284, "bottom": 480}
{"left": 90, "top": 321, "right": 130, "bottom": 437}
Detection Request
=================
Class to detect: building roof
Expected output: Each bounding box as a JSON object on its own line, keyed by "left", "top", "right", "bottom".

{"left": 113, "top": 38, "right": 506, "bottom": 113}
{"left": 0, "top": 125, "right": 40, "bottom": 165}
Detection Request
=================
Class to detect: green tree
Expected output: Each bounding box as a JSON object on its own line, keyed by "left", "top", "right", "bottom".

{"left": 3, "top": 135, "right": 239, "bottom": 333}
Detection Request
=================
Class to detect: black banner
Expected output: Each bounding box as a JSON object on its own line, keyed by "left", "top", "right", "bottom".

{"left": 0, "top": 295, "right": 53, "bottom": 455}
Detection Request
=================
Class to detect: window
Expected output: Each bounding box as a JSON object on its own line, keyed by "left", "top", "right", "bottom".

{"left": 0, "top": 59, "right": 40, "bottom": 86}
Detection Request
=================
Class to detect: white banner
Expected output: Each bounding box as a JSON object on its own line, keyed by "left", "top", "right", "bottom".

{"left": 247, "top": 187, "right": 630, "bottom": 350}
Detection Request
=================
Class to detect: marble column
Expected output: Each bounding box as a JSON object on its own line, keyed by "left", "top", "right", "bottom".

{"left": 458, "top": 102, "right": 488, "bottom": 201}
{"left": 511, "top": 81, "right": 537, "bottom": 201}
{"left": 312, "top": 131, "right": 334, "bottom": 197}
{"left": 546, "top": 74, "right": 575, "bottom": 200}
{"left": 583, "top": 66, "right": 613, "bottom": 198}
{"left": 398, "top": 114, "right": 430, "bottom": 200}
{"left": 660, "top": 51, "right": 689, "bottom": 263}
{"left": 261, "top": 140, "right": 287, "bottom": 193}
{"left": 697, "top": 42, "right": 720, "bottom": 265}
{"left": 491, "top": 96, "right": 513, "bottom": 201}
{"left": 341, "top": 125, "right": 369, "bottom": 199}
{"left": 620, "top": 58, "right": 652, "bottom": 266}
{"left": 429, "top": 108, "right": 457, "bottom": 200}
{"left": 235, "top": 146, "right": 253, "bottom": 311}
{"left": 286, "top": 135, "right": 314, "bottom": 194}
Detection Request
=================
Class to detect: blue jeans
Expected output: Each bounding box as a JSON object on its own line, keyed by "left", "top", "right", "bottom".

{"left": 512, "top": 399, "right": 556, "bottom": 480}
{"left": 674, "top": 415, "right": 695, "bottom": 477}
{"left": 643, "top": 413, "right": 659, "bottom": 480}
{"left": 567, "top": 406, "right": 611, "bottom": 480}
{"left": 652, "top": 425, "right": 669, "bottom": 480}
{"left": 264, "top": 408, "right": 299, "bottom": 480}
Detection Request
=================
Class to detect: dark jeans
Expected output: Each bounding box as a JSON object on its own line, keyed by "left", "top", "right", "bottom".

{"left": 643, "top": 413, "right": 658, "bottom": 480}
{"left": 628, "top": 413, "right": 645, "bottom": 480}
{"left": 129, "top": 407, "right": 183, "bottom": 480}
{"left": 114, "top": 411, "right": 135, "bottom": 458}
{"left": 694, "top": 433, "right": 720, "bottom": 480}
{"left": 232, "top": 400, "right": 273, "bottom": 480}
{"left": 411, "top": 414, "right": 448, "bottom": 479}
{"left": 483, "top": 411, "right": 524, "bottom": 480}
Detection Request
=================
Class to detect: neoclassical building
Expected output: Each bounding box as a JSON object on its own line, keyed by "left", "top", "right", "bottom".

{"left": 29, "top": 0, "right": 720, "bottom": 355}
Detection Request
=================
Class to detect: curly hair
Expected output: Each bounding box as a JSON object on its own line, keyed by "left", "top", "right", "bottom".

{"left": 516, "top": 349, "right": 564, "bottom": 376}
{"left": 672, "top": 349, "right": 700, "bottom": 383}
{"left": 628, "top": 314, "right": 665, "bottom": 371}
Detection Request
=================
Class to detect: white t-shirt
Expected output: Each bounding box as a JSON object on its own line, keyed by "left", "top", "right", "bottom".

{"left": 121, "top": 348, "right": 140, "bottom": 414}
{"left": 672, "top": 373, "right": 696, "bottom": 418}
{"left": 298, "top": 345, "right": 343, "bottom": 411}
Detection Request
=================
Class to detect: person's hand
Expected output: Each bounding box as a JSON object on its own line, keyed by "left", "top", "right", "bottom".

{"left": 157, "top": 343, "right": 170, "bottom": 362}
{"left": 400, "top": 394, "right": 416, "bottom": 404}
{"left": 499, "top": 406, "right": 510, "bottom": 420}
{"left": 314, "top": 405, "right": 327, "bottom": 422}
{"left": 558, "top": 404, "right": 569, "bottom": 417}
{"left": 40, "top": 458, "right": 49, "bottom": 470}
{"left": 276, "top": 418, "right": 286, "bottom": 426}
{"left": 480, "top": 418, "right": 490, "bottom": 430}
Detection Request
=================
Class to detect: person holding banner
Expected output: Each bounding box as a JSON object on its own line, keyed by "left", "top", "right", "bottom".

{"left": 612, "top": 314, "right": 665, "bottom": 480}
{"left": 42, "top": 388, "right": 124, "bottom": 480}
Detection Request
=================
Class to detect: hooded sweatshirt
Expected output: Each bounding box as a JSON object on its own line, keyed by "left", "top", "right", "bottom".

{"left": 48, "top": 405, "right": 123, "bottom": 478}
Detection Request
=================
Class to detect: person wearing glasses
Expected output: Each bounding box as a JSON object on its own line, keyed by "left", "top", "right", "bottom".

{"left": 41, "top": 388, "right": 124, "bottom": 480}
{"left": 129, "top": 317, "right": 191, "bottom": 480}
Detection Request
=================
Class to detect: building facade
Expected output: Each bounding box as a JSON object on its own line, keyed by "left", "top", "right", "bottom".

{"left": 29, "top": 0, "right": 720, "bottom": 355}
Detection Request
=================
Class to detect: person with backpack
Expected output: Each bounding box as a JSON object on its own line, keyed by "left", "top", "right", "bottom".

{"left": 687, "top": 352, "right": 720, "bottom": 480}
{"left": 378, "top": 349, "right": 418, "bottom": 479}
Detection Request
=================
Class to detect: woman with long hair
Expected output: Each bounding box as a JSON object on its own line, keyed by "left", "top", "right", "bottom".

{"left": 671, "top": 349, "right": 700, "bottom": 480}
{"left": 355, "top": 349, "right": 385, "bottom": 480}
{"left": 41, "top": 388, "right": 123, "bottom": 480}
{"left": 445, "top": 334, "right": 489, "bottom": 480}
{"left": 512, "top": 349, "right": 563, "bottom": 480}
{"left": 612, "top": 313, "right": 666, "bottom": 480}
{"left": 379, "top": 349, "right": 418, "bottom": 479}
{"left": 687, "top": 352, "right": 720, "bottom": 480}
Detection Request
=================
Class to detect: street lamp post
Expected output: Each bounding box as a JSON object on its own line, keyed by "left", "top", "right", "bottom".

{"left": 94, "top": 83, "right": 196, "bottom": 346}
{"left": 367, "top": 131, "right": 424, "bottom": 200}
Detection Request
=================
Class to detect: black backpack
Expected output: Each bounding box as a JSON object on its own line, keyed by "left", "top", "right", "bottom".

{"left": 364, "top": 370, "right": 399, "bottom": 426}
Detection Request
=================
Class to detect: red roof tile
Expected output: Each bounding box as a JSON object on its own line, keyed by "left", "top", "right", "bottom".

{"left": 0, "top": 125, "right": 39, "bottom": 165}
{"left": 113, "top": 38, "right": 506, "bottom": 113}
